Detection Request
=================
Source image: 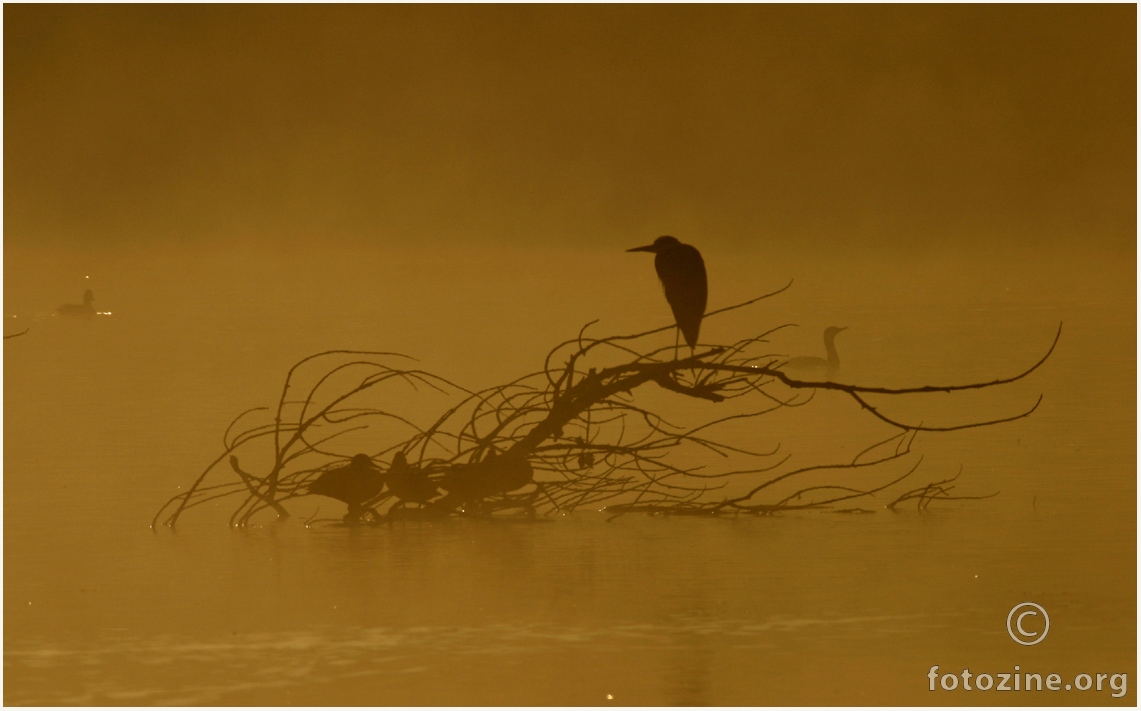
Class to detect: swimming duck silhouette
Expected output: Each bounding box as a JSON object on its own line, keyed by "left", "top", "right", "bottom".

{"left": 57, "top": 289, "right": 96, "bottom": 318}
{"left": 781, "top": 326, "right": 847, "bottom": 381}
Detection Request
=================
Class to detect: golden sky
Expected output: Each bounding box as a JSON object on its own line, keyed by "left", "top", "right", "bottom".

{"left": 4, "top": 5, "right": 1135, "bottom": 253}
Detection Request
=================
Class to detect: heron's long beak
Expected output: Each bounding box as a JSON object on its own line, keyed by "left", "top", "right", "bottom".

{"left": 627, "top": 244, "right": 657, "bottom": 253}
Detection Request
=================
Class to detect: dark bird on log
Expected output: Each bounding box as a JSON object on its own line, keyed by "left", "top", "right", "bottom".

{"left": 781, "top": 326, "right": 847, "bottom": 381}
{"left": 385, "top": 450, "right": 439, "bottom": 504}
{"left": 307, "top": 453, "right": 386, "bottom": 521}
{"left": 627, "top": 236, "right": 707, "bottom": 357}
{"left": 57, "top": 289, "right": 96, "bottom": 318}
{"left": 437, "top": 451, "right": 534, "bottom": 511}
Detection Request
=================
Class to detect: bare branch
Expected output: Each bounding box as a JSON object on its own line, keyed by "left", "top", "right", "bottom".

{"left": 155, "top": 287, "right": 1050, "bottom": 527}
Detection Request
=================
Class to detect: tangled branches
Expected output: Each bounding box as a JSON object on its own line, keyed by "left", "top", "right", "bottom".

{"left": 153, "top": 284, "right": 1060, "bottom": 528}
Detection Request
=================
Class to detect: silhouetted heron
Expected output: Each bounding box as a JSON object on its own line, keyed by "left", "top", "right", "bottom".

{"left": 307, "top": 453, "right": 386, "bottom": 521}
{"left": 781, "top": 326, "right": 848, "bottom": 380}
{"left": 57, "top": 289, "right": 96, "bottom": 318}
{"left": 628, "top": 236, "right": 707, "bottom": 358}
{"left": 385, "top": 450, "right": 439, "bottom": 505}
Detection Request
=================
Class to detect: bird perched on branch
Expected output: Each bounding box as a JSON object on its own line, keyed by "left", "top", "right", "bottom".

{"left": 385, "top": 450, "right": 439, "bottom": 505}
{"left": 57, "top": 289, "right": 96, "bottom": 318}
{"left": 781, "top": 326, "right": 847, "bottom": 381}
{"left": 627, "top": 236, "right": 707, "bottom": 358}
{"left": 307, "top": 453, "right": 386, "bottom": 522}
{"left": 437, "top": 451, "right": 534, "bottom": 511}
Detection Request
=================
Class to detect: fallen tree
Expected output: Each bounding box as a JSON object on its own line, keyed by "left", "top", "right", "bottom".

{"left": 152, "top": 283, "right": 1059, "bottom": 528}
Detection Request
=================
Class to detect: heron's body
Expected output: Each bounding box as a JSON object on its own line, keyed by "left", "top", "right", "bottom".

{"left": 782, "top": 326, "right": 847, "bottom": 380}
{"left": 308, "top": 454, "right": 386, "bottom": 515}
{"left": 385, "top": 451, "right": 439, "bottom": 504}
{"left": 628, "top": 236, "right": 707, "bottom": 353}
{"left": 57, "top": 290, "right": 96, "bottom": 318}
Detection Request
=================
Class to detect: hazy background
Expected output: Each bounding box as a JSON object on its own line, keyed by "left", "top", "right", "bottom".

{"left": 4, "top": 5, "right": 1135, "bottom": 705}
{"left": 4, "top": 4, "right": 1134, "bottom": 254}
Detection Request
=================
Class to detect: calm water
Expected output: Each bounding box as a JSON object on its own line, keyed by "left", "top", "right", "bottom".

{"left": 4, "top": 243, "right": 1134, "bottom": 704}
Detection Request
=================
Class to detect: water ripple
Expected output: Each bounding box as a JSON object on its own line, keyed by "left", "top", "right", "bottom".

{"left": 5, "top": 613, "right": 939, "bottom": 705}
